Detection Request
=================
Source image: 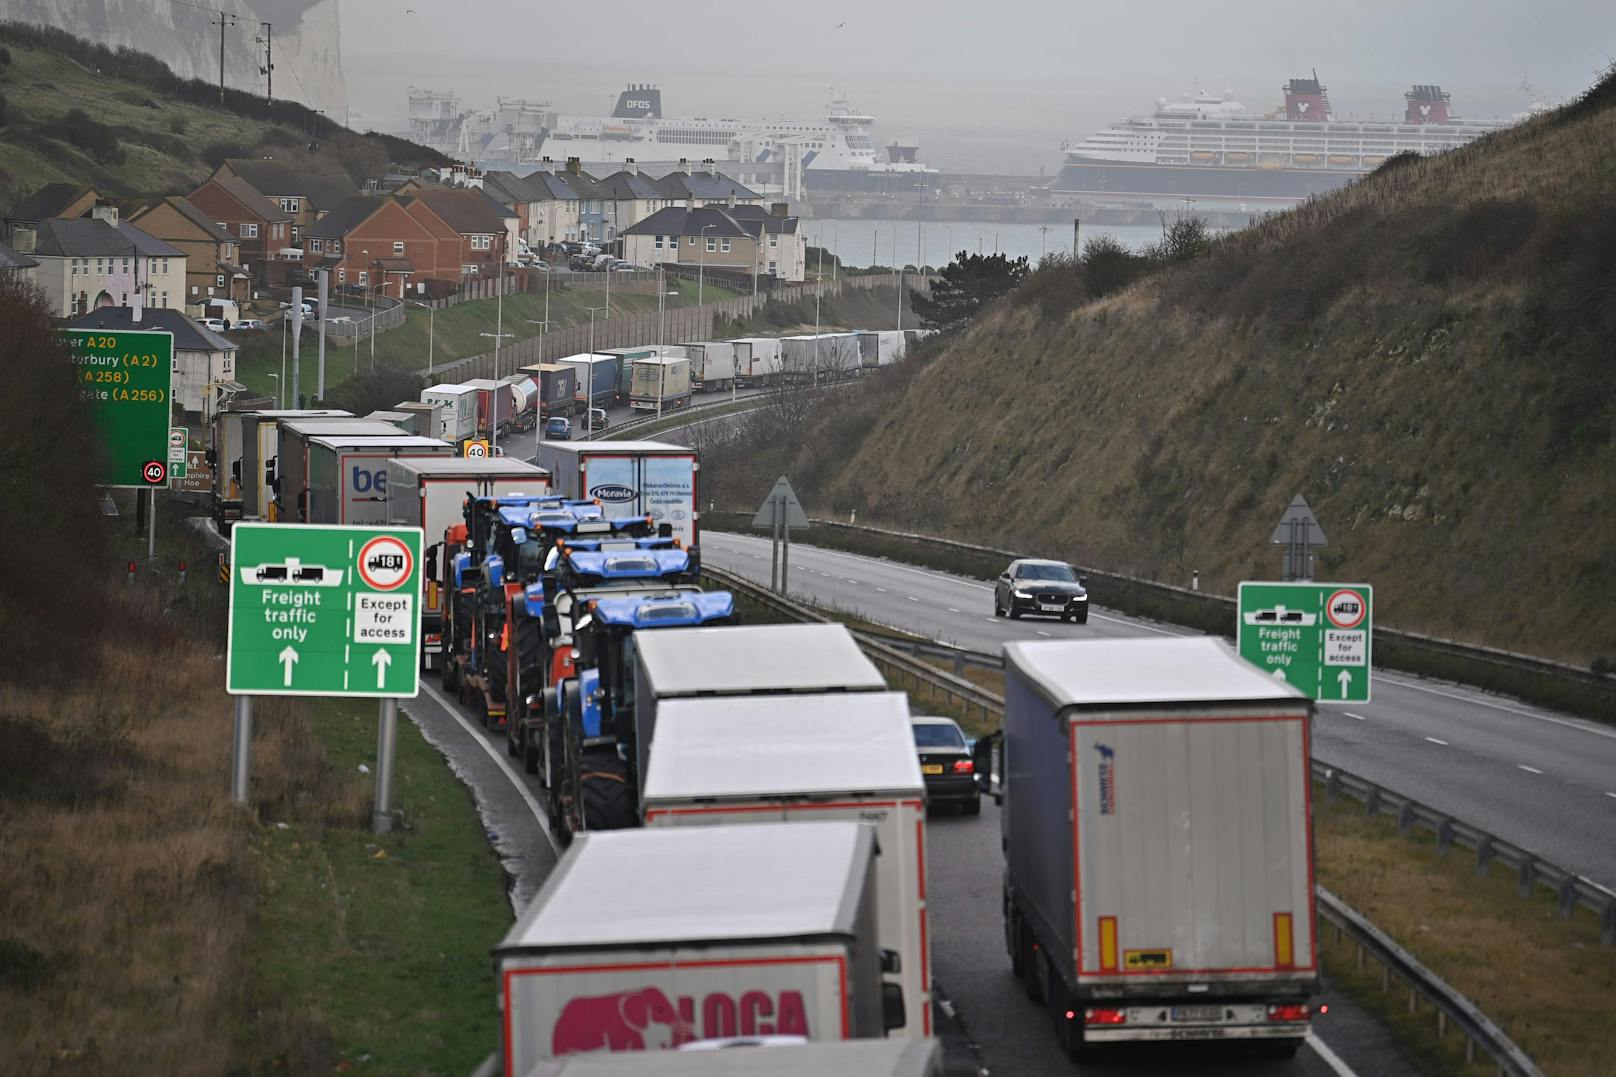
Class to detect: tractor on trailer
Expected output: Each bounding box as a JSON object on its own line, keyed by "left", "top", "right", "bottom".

{"left": 996, "top": 637, "right": 1319, "bottom": 1059}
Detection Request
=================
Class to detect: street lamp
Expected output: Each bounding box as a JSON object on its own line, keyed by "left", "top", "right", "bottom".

{"left": 826, "top": 221, "right": 839, "bottom": 285}
{"left": 584, "top": 306, "right": 606, "bottom": 438}
{"left": 267, "top": 372, "right": 281, "bottom": 409}
{"left": 698, "top": 223, "right": 718, "bottom": 306}
{"left": 406, "top": 299, "right": 435, "bottom": 376}
{"left": 480, "top": 330, "right": 515, "bottom": 454}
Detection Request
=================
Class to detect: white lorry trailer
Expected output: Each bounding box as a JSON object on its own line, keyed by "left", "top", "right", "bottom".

{"left": 998, "top": 637, "right": 1319, "bottom": 1059}
{"left": 385, "top": 457, "right": 549, "bottom": 670}
{"left": 779, "top": 334, "right": 860, "bottom": 381}
{"left": 273, "top": 418, "right": 405, "bottom": 523}
{"left": 495, "top": 822, "right": 902, "bottom": 1073}
{"left": 641, "top": 691, "right": 931, "bottom": 1039}
{"left": 420, "top": 383, "right": 480, "bottom": 443}
{"left": 628, "top": 355, "right": 692, "bottom": 411}
{"left": 728, "top": 337, "right": 783, "bottom": 386}
{"left": 682, "top": 341, "right": 737, "bottom": 392}
{"left": 535, "top": 440, "right": 699, "bottom": 548}
{"left": 520, "top": 1038, "right": 943, "bottom": 1075}
{"left": 304, "top": 434, "right": 455, "bottom": 524}
{"left": 232, "top": 410, "right": 351, "bottom": 521}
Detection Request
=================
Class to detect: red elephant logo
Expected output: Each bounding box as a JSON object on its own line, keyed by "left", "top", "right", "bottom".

{"left": 551, "top": 987, "right": 695, "bottom": 1055}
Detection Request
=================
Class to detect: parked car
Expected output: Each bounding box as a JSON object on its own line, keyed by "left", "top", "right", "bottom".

{"left": 993, "top": 558, "right": 1089, "bottom": 622}
{"left": 199, "top": 317, "right": 227, "bottom": 332}
{"left": 544, "top": 416, "right": 571, "bottom": 440}
{"left": 911, "top": 715, "right": 979, "bottom": 814}
{"left": 232, "top": 319, "right": 267, "bottom": 331}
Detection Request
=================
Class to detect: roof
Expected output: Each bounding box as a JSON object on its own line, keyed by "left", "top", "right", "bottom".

{"left": 589, "top": 170, "right": 663, "bottom": 201}
{"left": 633, "top": 624, "right": 885, "bottom": 697}
{"left": 480, "top": 171, "right": 540, "bottom": 205}
{"left": 541, "top": 439, "right": 690, "bottom": 454}
{"left": 135, "top": 196, "right": 233, "bottom": 242}
{"left": 523, "top": 170, "right": 584, "bottom": 201}
{"left": 653, "top": 169, "right": 760, "bottom": 201}
{"left": 7, "top": 183, "right": 94, "bottom": 223}
{"left": 304, "top": 195, "right": 386, "bottom": 240}
{"left": 524, "top": 1039, "right": 941, "bottom": 1076}
{"left": 278, "top": 419, "right": 406, "bottom": 437}
{"left": 625, "top": 204, "right": 797, "bottom": 239}
{"left": 223, "top": 159, "right": 359, "bottom": 208}
{"left": 201, "top": 175, "right": 294, "bottom": 223}
{"left": 642, "top": 692, "right": 922, "bottom": 802}
{"left": 547, "top": 169, "right": 599, "bottom": 200}
{"left": 0, "top": 240, "right": 38, "bottom": 270}
{"left": 373, "top": 257, "right": 415, "bottom": 272}
{"left": 115, "top": 222, "right": 184, "bottom": 257}
{"left": 306, "top": 434, "right": 448, "bottom": 451}
{"left": 412, "top": 188, "right": 507, "bottom": 235}
{"left": 727, "top": 203, "right": 802, "bottom": 235}
{"left": 31, "top": 218, "right": 180, "bottom": 259}
{"left": 1004, "top": 637, "right": 1308, "bottom": 711}
{"left": 64, "top": 306, "right": 237, "bottom": 353}
{"left": 385, "top": 457, "right": 547, "bottom": 479}
{"left": 497, "top": 822, "right": 872, "bottom": 951}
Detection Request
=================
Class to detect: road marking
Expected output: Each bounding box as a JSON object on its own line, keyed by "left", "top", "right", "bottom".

{"left": 1375, "top": 673, "right": 1616, "bottom": 742}
{"left": 1424, "top": 737, "right": 1448, "bottom": 746}
{"left": 1343, "top": 711, "right": 1366, "bottom": 721}
{"left": 1089, "top": 610, "right": 1188, "bottom": 637}
{"left": 984, "top": 617, "right": 998, "bottom": 624}
{"left": 876, "top": 587, "right": 888, "bottom": 593}
{"left": 947, "top": 608, "right": 961, "bottom": 614}
{"left": 1518, "top": 764, "right": 1543, "bottom": 775}
{"left": 1307, "top": 1031, "right": 1361, "bottom": 1077}
{"left": 906, "top": 595, "right": 920, "bottom": 602}
{"left": 1036, "top": 630, "right": 1052, "bottom": 637}
{"left": 1606, "top": 792, "right": 1616, "bottom": 800}
{"left": 418, "top": 682, "right": 559, "bottom": 857}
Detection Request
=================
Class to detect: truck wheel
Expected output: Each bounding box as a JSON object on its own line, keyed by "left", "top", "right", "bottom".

{"left": 1005, "top": 893, "right": 1026, "bottom": 978}
{"left": 581, "top": 754, "right": 637, "bottom": 830}
{"left": 1024, "top": 933, "right": 1047, "bottom": 1004}
{"left": 1047, "top": 955, "right": 1096, "bottom": 1061}
{"left": 522, "top": 733, "right": 540, "bottom": 775}
{"left": 441, "top": 658, "right": 458, "bottom": 694}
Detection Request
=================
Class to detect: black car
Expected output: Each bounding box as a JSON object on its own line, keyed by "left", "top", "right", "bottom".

{"left": 911, "top": 716, "right": 980, "bottom": 815}
{"left": 993, "top": 558, "right": 1089, "bottom": 623}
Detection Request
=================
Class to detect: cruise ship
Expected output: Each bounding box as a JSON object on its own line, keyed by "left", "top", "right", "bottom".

{"left": 406, "top": 85, "right": 936, "bottom": 195}
{"left": 1053, "top": 75, "right": 1511, "bottom": 207}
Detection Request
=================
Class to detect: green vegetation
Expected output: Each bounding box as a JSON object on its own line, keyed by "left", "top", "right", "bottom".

{"left": 715, "top": 279, "right": 912, "bottom": 336}
{"left": 910, "top": 251, "right": 1029, "bottom": 330}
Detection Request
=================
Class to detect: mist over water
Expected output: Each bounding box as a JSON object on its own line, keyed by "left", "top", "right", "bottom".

{"left": 810, "top": 220, "right": 1164, "bottom": 269}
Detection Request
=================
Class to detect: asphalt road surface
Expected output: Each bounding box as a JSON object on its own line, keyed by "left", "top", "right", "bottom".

{"left": 702, "top": 530, "right": 1616, "bottom": 889}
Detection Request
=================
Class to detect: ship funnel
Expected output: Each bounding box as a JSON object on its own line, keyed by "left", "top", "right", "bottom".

{"left": 1405, "top": 85, "right": 1451, "bottom": 124}
{"left": 612, "top": 85, "right": 661, "bottom": 120}
{"left": 1282, "top": 74, "right": 1333, "bottom": 122}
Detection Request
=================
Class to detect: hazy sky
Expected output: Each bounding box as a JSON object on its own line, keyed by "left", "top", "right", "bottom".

{"left": 340, "top": 0, "right": 1615, "bottom": 173}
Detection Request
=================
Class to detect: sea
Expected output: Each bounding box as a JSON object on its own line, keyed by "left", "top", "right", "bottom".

{"left": 805, "top": 219, "right": 1168, "bottom": 270}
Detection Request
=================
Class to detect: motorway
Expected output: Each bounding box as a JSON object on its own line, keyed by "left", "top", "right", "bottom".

{"left": 701, "top": 530, "right": 1616, "bottom": 890}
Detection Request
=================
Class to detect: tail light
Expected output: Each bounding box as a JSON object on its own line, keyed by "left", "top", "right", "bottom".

{"left": 1084, "top": 1008, "right": 1127, "bottom": 1026}
{"left": 1266, "top": 1004, "right": 1310, "bottom": 1022}
{"left": 952, "top": 760, "right": 975, "bottom": 774}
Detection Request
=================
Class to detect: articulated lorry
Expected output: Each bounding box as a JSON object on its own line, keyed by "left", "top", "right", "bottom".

{"left": 558, "top": 353, "right": 622, "bottom": 411}
{"left": 213, "top": 408, "right": 349, "bottom": 526}
{"left": 536, "top": 440, "right": 700, "bottom": 549}
{"left": 780, "top": 333, "right": 860, "bottom": 381}
{"left": 997, "top": 637, "right": 1319, "bottom": 1059}
{"left": 494, "top": 822, "right": 902, "bottom": 1073}
{"left": 464, "top": 378, "right": 519, "bottom": 438}
{"left": 304, "top": 435, "right": 455, "bottom": 524}
{"left": 681, "top": 341, "right": 737, "bottom": 392}
{"left": 728, "top": 337, "right": 783, "bottom": 386}
{"left": 641, "top": 691, "right": 931, "bottom": 1039}
{"left": 421, "top": 383, "right": 480, "bottom": 443}
{"left": 518, "top": 364, "right": 581, "bottom": 418}
{"left": 599, "top": 346, "right": 684, "bottom": 404}
{"left": 273, "top": 418, "right": 406, "bottom": 523}
{"left": 628, "top": 355, "right": 691, "bottom": 411}
{"left": 521, "top": 1039, "right": 943, "bottom": 1076}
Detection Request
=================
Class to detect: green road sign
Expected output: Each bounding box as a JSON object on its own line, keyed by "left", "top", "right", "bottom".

{"left": 62, "top": 328, "right": 174, "bottom": 488}
{"left": 227, "top": 523, "right": 423, "bottom": 698}
{"left": 1237, "top": 581, "right": 1373, "bottom": 703}
{"left": 169, "top": 428, "right": 188, "bottom": 480}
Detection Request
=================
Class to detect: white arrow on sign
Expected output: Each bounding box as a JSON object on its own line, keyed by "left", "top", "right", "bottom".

{"left": 372, "top": 648, "right": 392, "bottom": 689}
{"left": 1337, "top": 669, "right": 1352, "bottom": 699}
{"left": 279, "top": 645, "right": 299, "bottom": 687}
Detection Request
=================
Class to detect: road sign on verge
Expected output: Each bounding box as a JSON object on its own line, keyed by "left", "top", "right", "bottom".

{"left": 1237, "top": 581, "right": 1372, "bottom": 703}
{"left": 169, "top": 428, "right": 188, "bottom": 479}
{"left": 61, "top": 328, "right": 174, "bottom": 488}
{"left": 464, "top": 439, "right": 491, "bottom": 459}
{"left": 227, "top": 523, "right": 423, "bottom": 697}
{"left": 751, "top": 475, "right": 809, "bottom": 530}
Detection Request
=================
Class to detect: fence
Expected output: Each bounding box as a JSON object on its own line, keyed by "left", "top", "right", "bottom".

{"left": 320, "top": 295, "right": 404, "bottom": 345}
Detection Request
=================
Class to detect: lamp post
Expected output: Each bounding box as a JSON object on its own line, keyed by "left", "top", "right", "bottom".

{"left": 584, "top": 305, "right": 606, "bottom": 438}
{"left": 479, "top": 329, "right": 514, "bottom": 453}
{"left": 826, "top": 221, "right": 839, "bottom": 284}
{"left": 267, "top": 372, "right": 281, "bottom": 409}
{"left": 407, "top": 299, "right": 435, "bottom": 376}
{"left": 698, "top": 223, "right": 717, "bottom": 306}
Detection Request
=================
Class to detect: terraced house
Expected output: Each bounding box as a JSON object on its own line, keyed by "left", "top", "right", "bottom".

{"left": 13, "top": 205, "right": 186, "bottom": 317}
{"left": 186, "top": 174, "right": 294, "bottom": 285}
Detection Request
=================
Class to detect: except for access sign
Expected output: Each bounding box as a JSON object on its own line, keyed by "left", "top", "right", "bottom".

{"left": 62, "top": 329, "right": 174, "bottom": 488}
{"left": 1237, "top": 582, "right": 1373, "bottom": 703}
{"left": 227, "top": 523, "right": 423, "bottom": 697}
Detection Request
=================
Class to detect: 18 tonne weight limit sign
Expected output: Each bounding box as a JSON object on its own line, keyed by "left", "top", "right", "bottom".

{"left": 1237, "top": 582, "right": 1373, "bottom": 703}
{"left": 227, "top": 523, "right": 423, "bottom": 697}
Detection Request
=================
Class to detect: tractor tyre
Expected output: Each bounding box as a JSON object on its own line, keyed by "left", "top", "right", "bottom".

{"left": 580, "top": 754, "right": 637, "bottom": 831}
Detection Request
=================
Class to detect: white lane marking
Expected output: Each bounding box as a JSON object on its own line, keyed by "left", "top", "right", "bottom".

{"left": 1343, "top": 712, "right": 1366, "bottom": 721}
{"left": 1424, "top": 737, "right": 1448, "bottom": 746}
{"left": 876, "top": 587, "right": 888, "bottom": 593}
{"left": 1036, "top": 630, "right": 1052, "bottom": 637}
{"left": 419, "top": 682, "right": 559, "bottom": 857}
{"left": 1089, "top": 610, "right": 1188, "bottom": 637}
{"left": 1374, "top": 674, "right": 1616, "bottom": 742}
{"left": 1518, "top": 764, "right": 1543, "bottom": 775}
{"left": 983, "top": 617, "right": 998, "bottom": 624}
{"left": 946, "top": 608, "right": 961, "bottom": 614}
{"left": 906, "top": 595, "right": 920, "bottom": 602}
{"left": 846, "top": 578, "right": 860, "bottom": 585}
{"left": 1606, "top": 792, "right": 1616, "bottom": 800}
{"left": 1307, "top": 1031, "right": 1361, "bottom": 1077}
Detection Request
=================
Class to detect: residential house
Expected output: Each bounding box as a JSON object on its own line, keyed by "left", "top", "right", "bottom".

{"left": 130, "top": 196, "right": 251, "bottom": 311}
{"left": 479, "top": 170, "right": 583, "bottom": 251}
{"left": 66, "top": 305, "right": 239, "bottom": 420}
{"left": 576, "top": 163, "right": 666, "bottom": 243}
{"left": 621, "top": 203, "right": 806, "bottom": 283}
{"left": 304, "top": 195, "right": 443, "bottom": 297}
{"left": 15, "top": 206, "right": 187, "bottom": 316}
{"left": 4, "top": 183, "right": 99, "bottom": 238}
{"left": 209, "top": 159, "right": 360, "bottom": 248}
{"left": 404, "top": 189, "right": 509, "bottom": 278}
{"left": 186, "top": 175, "right": 295, "bottom": 285}
{"left": 653, "top": 163, "right": 763, "bottom": 209}
{"left": 0, "top": 239, "right": 38, "bottom": 282}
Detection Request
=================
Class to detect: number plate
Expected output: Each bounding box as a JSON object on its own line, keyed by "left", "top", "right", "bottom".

{"left": 922, "top": 764, "right": 944, "bottom": 775}
{"left": 1040, "top": 603, "right": 1065, "bottom": 611}
{"left": 1171, "top": 1006, "right": 1223, "bottom": 1023}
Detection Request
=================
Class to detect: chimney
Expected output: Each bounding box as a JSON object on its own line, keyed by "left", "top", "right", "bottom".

{"left": 566, "top": 157, "right": 581, "bottom": 175}
{"left": 625, "top": 158, "right": 638, "bottom": 176}
{"left": 770, "top": 202, "right": 788, "bottom": 219}
{"left": 91, "top": 203, "right": 119, "bottom": 226}
{"left": 11, "top": 225, "right": 35, "bottom": 253}
{"left": 679, "top": 158, "right": 692, "bottom": 175}
{"left": 727, "top": 193, "right": 736, "bottom": 209}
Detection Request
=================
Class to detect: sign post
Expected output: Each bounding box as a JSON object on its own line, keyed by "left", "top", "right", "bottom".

{"left": 1237, "top": 582, "right": 1373, "bottom": 703}
{"left": 226, "top": 523, "right": 424, "bottom": 828}
{"left": 1270, "top": 494, "right": 1327, "bottom": 581}
{"left": 751, "top": 476, "right": 809, "bottom": 595}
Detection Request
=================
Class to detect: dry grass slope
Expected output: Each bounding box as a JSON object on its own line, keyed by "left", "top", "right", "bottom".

{"left": 809, "top": 76, "right": 1616, "bottom": 667}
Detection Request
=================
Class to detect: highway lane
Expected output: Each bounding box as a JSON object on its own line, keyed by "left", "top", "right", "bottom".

{"left": 702, "top": 530, "right": 1616, "bottom": 888}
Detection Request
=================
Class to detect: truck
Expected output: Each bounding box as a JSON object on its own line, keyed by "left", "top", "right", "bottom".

{"left": 503, "top": 374, "right": 540, "bottom": 431}
{"left": 518, "top": 1039, "right": 943, "bottom": 1076}
{"left": 681, "top": 341, "right": 737, "bottom": 393}
{"left": 599, "top": 346, "right": 683, "bottom": 404}
{"left": 728, "top": 337, "right": 783, "bottom": 387}
{"left": 365, "top": 409, "right": 418, "bottom": 432}
{"left": 464, "top": 378, "right": 519, "bottom": 437}
{"left": 558, "top": 353, "right": 621, "bottom": 411}
{"left": 273, "top": 418, "right": 406, "bottom": 523}
{"left": 628, "top": 623, "right": 886, "bottom": 805}
{"left": 392, "top": 399, "right": 442, "bottom": 438}
{"left": 493, "top": 822, "right": 903, "bottom": 1074}
{"left": 997, "top": 637, "right": 1318, "bottom": 1059}
{"left": 878, "top": 330, "right": 908, "bottom": 366}
{"left": 227, "top": 410, "right": 351, "bottom": 521}
{"left": 421, "top": 383, "right": 480, "bottom": 443}
{"left": 518, "top": 364, "right": 581, "bottom": 418}
{"left": 304, "top": 435, "right": 455, "bottom": 524}
{"left": 386, "top": 457, "right": 549, "bottom": 671}
{"left": 628, "top": 355, "right": 691, "bottom": 411}
{"left": 536, "top": 440, "right": 700, "bottom": 548}
{"left": 779, "top": 334, "right": 860, "bottom": 382}
{"left": 641, "top": 691, "right": 931, "bottom": 1039}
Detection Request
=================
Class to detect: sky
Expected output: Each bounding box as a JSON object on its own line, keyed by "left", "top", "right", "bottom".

{"left": 340, "top": 0, "right": 1616, "bottom": 174}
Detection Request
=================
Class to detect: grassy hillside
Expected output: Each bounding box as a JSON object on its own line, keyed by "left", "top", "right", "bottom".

{"left": 717, "top": 74, "right": 1616, "bottom": 667}
{"left": 0, "top": 22, "right": 446, "bottom": 214}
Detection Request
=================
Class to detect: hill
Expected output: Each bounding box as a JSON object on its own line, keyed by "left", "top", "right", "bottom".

{"left": 709, "top": 71, "right": 1616, "bottom": 668}
{"left": 0, "top": 22, "right": 445, "bottom": 214}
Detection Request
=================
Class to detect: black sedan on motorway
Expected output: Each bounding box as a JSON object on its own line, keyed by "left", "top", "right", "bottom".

{"left": 911, "top": 716, "right": 980, "bottom": 815}
{"left": 993, "top": 558, "right": 1089, "bottom": 623}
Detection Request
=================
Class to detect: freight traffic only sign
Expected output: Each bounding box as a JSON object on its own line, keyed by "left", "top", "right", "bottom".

{"left": 226, "top": 523, "right": 423, "bottom": 697}
{"left": 1237, "top": 582, "right": 1373, "bottom": 703}
{"left": 62, "top": 329, "right": 174, "bottom": 488}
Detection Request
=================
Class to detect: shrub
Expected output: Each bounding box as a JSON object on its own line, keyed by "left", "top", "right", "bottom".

{"left": 56, "top": 106, "right": 123, "bottom": 163}
{"left": 167, "top": 113, "right": 186, "bottom": 135}
{"left": 1146, "top": 214, "right": 1214, "bottom": 266}
{"left": 1423, "top": 198, "right": 1539, "bottom": 281}
{"left": 1081, "top": 233, "right": 1149, "bottom": 298}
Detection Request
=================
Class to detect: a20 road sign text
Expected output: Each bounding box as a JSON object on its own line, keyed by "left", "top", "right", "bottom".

{"left": 1237, "top": 582, "right": 1373, "bottom": 703}
{"left": 227, "top": 523, "right": 423, "bottom": 697}
{"left": 62, "top": 329, "right": 174, "bottom": 488}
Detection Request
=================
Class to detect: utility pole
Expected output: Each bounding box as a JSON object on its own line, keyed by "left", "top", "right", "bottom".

{"left": 257, "top": 22, "right": 274, "bottom": 100}
{"left": 1072, "top": 218, "right": 1081, "bottom": 261}
{"left": 212, "top": 9, "right": 238, "bottom": 105}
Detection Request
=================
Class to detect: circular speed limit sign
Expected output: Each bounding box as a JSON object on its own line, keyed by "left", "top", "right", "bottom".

{"left": 141, "top": 459, "right": 167, "bottom": 485}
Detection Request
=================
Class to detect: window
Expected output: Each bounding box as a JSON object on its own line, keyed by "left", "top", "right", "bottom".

{"left": 470, "top": 235, "right": 491, "bottom": 251}
{"left": 393, "top": 241, "right": 405, "bottom": 256}
{"left": 357, "top": 271, "right": 368, "bottom": 286}
{"left": 159, "top": 291, "right": 168, "bottom": 308}
{"left": 687, "top": 236, "right": 695, "bottom": 246}
{"left": 122, "top": 258, "right": 130, "bottom": 272}
{"left": 770, "top": 234, "right": 778, "bottom": 248}
{"left": 720, "top": 238, "right": 731, "bottom": 253}
{"left": 461, "top": 264, "right": 479, "bottom": 277}
{"left": 331, "top": 240, "right": 342, "bottom": 255}
{"left": 217, "top": 274, "right": 226, "bottom": 287}
{"left": 308, "top": 239, "right": 322, "bottom": 253}
{"left": 653, "top": 235, "right": 662, "bottom": 249}
{"left": 280, "top": 197, "right": 300, "bottom": 213}
{"left": 273, "top": 223, "right": 286, "bottom": 240}
{"left": 96, "top": 258, "right": 105, "bottom": 274}
{"left": 768, "top": 261, "right": 777, "bottom": 275}
{"left": 121, "top": 293, "right": 128, "bottom": 305}
{"left": 706, "top": 237, "right": 716, "bottom": 252}
{"left": 241, "top": 223, "right": 259, "bottom": 239}
{"left": 161, "top": 258, "right": 169, "bottom": 274}
{"left": 337, "top": 268, "right": 346, "bottom": 284}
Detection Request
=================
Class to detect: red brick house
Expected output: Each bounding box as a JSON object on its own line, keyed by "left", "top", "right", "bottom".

{"left": 404, "top": 189, "right": 509, "bottom": 279}
{"left": 186, "top": 175, "right": 294, "bottom": 285}
{"left": 303, "top": 196, "right": 444, "bottom": 298}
